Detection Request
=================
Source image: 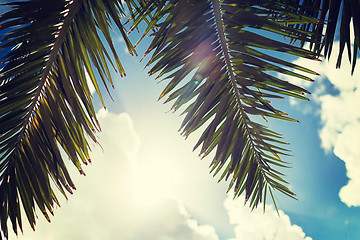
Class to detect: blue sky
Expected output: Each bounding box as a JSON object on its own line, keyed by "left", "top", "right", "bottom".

{"left": 2, "top": 4, "right": 360, "bottom": 240}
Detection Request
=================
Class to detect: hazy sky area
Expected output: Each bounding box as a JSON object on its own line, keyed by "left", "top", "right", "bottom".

{"left": 2, "top": 4, "right": 360, "bottom": 240}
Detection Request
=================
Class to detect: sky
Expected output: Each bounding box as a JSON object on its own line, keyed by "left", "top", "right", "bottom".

{"left": 2, "top": 4, "right": 360, "bottom": 240}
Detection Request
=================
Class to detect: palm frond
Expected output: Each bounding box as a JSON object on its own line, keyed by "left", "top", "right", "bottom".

{"left": 3, "top": 0, "right": 357, "bottom": 238}
{"left": 293, "top": 0, "right": 360, "bottom": 73}
{"left": 132, "top": 0, "right": 322, "bottom": 210}
{"left": 0, "top": 0, "right": 135, "bottom": 238}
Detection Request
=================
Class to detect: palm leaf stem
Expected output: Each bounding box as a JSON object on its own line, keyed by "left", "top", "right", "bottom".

{"left": 212, "top": 0, "right": 240, "bottom": 107}
{"left": 14, "top": 0, "right": 82, "bottom": 150}
{"left": 211, "top": 0, "right": 293, "bottom": 205}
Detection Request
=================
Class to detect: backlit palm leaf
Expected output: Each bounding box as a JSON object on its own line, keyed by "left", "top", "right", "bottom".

{"left": 1, "top": 0, "right": 358, "bottom": 239}
{"left": 293, "top": 0, "right": 360, "bottom": 73}
{"left": 131, "top": 0, "right": 322, "bottom": 210}
{"left": 0, "top": 0, "right": 135, "bottom": 238}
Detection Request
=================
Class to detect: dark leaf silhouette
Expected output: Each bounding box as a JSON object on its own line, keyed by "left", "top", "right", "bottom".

{"left": 0, "top": 0, "right": 358, "bottom": 238}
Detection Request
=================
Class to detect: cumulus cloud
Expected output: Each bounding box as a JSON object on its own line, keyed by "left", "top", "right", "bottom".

{"left": 10, "top": 110, "right": 220, "bottom": 240}
{"left": 8, "top": 109, "right": 314, "bottom": 240}
{"left": 224, "top": 196, "right": 312, "bottom": 240}
{"left": 134, "top": 198, "right": 219, "bottom": 240}
{"left": 84, "top": 67, "right": 96, "bottom": 95}
{"left": 282, "top": 38, "right": 360, "bottom": 206}
{"left": 308, "top": 47, "right": 360, "bottom": 207}
{"left": 335, "top": 124, "right": 360, "bottom": 206}
{"left": 317, "top": 88, "right": 360, "bottom": 152}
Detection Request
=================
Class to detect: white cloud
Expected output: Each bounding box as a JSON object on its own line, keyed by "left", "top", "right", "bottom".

{"left": 334, "top": 123, "right": 360, "bottom": 207}
{"left": 84, "top": 67, "right": 96, "bottom": 95}
{"left": 317, "top": 89, "right": 360, "bottom": 152}
{"left": 9, "top": 110, "right": 220, "bottom": 240}
{"left": 283, "top": 38, "right": 360, "bottom": 206}
{"left": 133, "top": 198, "right": 219, "bottom": 240}
{"left": 312, "top": 47, "right": 360, "bottom": 207}
{"left": 8, "top": 109, "right": 314, "bottom": 240}
{"left": 224, "top": 196, "right": 312, "bottom": 240}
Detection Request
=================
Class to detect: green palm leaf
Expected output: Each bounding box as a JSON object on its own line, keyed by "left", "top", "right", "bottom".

{"left": 0, "top": 0, "right": 135, "bottom": 238}
{"left": 1, "top": 0, "right": 358, "bottom": 239}
{"left": 293, "top": 0, "right": 360, "bottom": 73}
{"left": 130, "top": 0, "right": 322, "bottom": 210}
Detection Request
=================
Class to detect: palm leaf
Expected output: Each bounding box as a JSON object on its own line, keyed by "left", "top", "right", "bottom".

{"left": 131, "top": 0, "right": 322, "bottom": 210}
{"left": 2, "top": 0, "right": 358, "bottom": 238}
{"left": 293, "top": 0, "right": 360, "bottom": 73}
{"left": 0, "top": 0, "right": 136, "bottom": 238}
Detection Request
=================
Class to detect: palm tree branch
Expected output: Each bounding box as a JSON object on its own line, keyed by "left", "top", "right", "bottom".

{"left": 212, "top": 0, "right": 242, "bottom": 112}
{"left": 213, "top": 0, "right": 276, "bottom": 204}
{"left": 0, "top": 0, "right": 135, "bottom": 238}
{"left": 292, "top": 0, "right": 360, "bottom": 73}
{"left": 14, "top": 0, "right": 82, "bottom": 154}
{"left": 131, "top": 0, "right": 321, "bottom": 209}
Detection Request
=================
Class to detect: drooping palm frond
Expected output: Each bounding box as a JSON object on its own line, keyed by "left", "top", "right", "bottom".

{"left": 0, "top": 0, "right": 136, "bottom": 238}
{"left": 293, "top": 0, "right": 360, "bottom": 73}
{"left": 2, "top": 0, "right": 357, "bottom": 238}
{"left": 130, "top": 0, "right": 322, "bottom": 210}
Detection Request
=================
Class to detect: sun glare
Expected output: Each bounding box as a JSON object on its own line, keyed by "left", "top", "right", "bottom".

{"left": 133, "top": 162, "right": 179, "bottom": 205}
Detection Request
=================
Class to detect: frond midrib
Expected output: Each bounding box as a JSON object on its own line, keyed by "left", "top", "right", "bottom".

{"left": 211, "top": 0, "right": 288, "bottom": 202}
{"left": 211, "top": 0, "right": 256, "bottom": 157}
{"left": 211, "top": 0, "right": 242, "bottom": 108}
{"left": 13, "top": 0, "right": 82, "bottom": 156}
